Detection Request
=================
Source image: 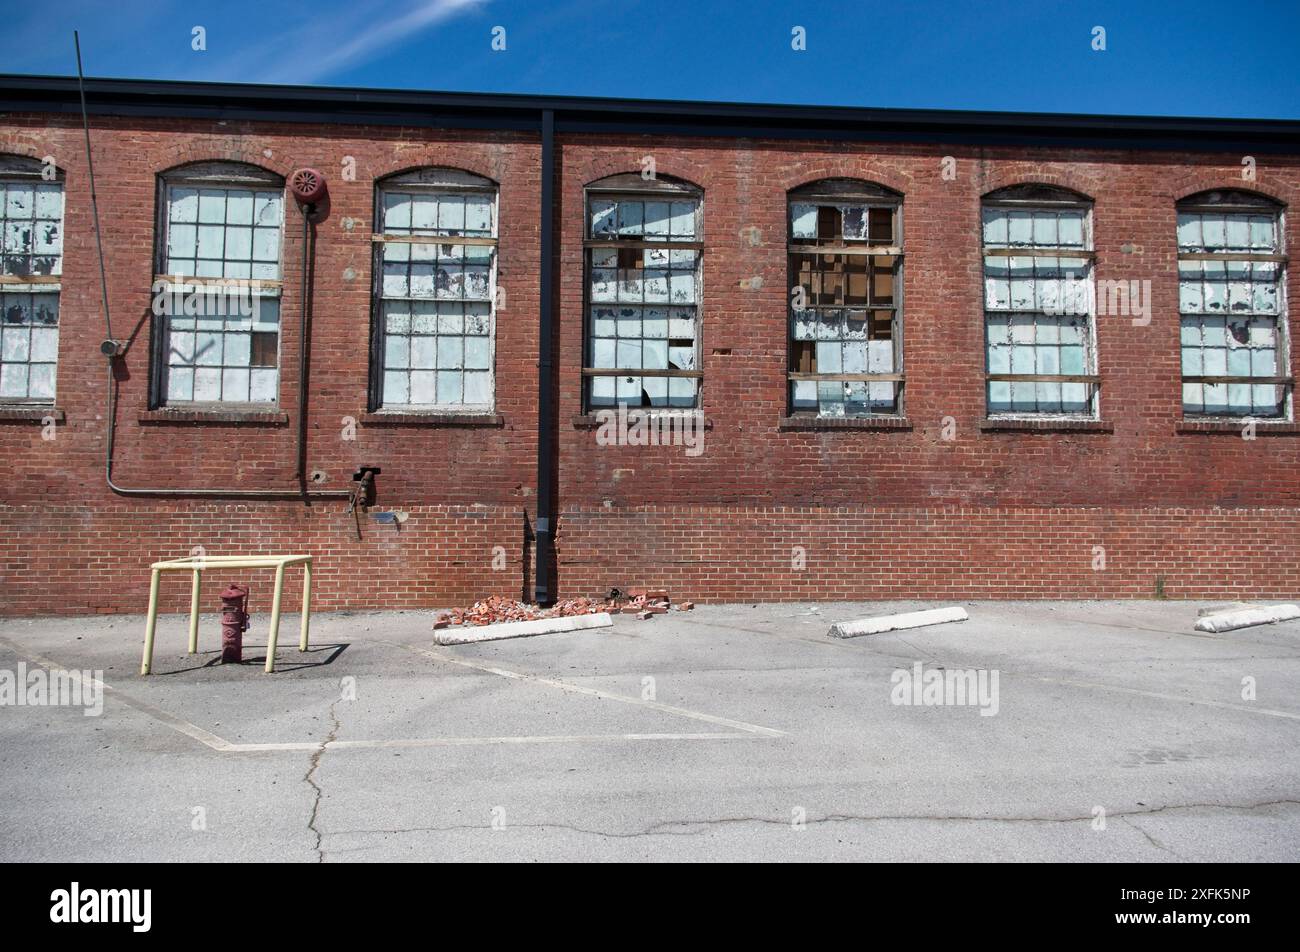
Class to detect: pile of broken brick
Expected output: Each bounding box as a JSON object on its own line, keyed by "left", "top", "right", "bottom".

{"left": 611, "top": 587, "right": 694, "bottom": 620}
{"left": 433, "top": 588, "right": 693, "bottom": 629}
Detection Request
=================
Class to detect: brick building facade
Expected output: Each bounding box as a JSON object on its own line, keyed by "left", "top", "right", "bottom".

{"left": 1, "top": 76, "right": 1298, "bottom": 614}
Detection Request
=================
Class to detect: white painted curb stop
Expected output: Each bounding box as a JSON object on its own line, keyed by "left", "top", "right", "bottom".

{"left": 434, "top": 612, "right": 613, "bottom": 645}
{"left": 1193, "top": 604, "right": 1300, "bottom": 633}
{"left": 828, "top": 606, "right": 969, "bottom": 638}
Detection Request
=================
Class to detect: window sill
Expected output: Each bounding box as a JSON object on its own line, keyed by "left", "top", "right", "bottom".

{"left": 979, "top": 418, "right": 1113, "bottom": 433}
{"left": 779, "top": 415, "right": 912, "bottom": 431}
{"left": 139, "top": 408, "right": 289, "bottom": 426}
{"left": 1176, "top": 419, "right": 1300, "bottom": 434}
{"left": 0, "top": 406, "right": 63, "bottom": 423}
{"left": 361, "top": 411, "right": 504, "bottom": 427}
{"left": 572, "top": 412, "right": 713, "bottom": 429}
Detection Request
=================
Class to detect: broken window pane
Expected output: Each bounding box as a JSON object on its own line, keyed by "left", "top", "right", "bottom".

{"left": 2, "top": 182, "right": 62, "bottom": 278}
{"left": 841, "top": 206, "right": 868, "bottom": 240}
{"left": 786, "top": 186, "right": 901, "bottom": 417}
{"left": 868, "top": 207, "right": 893, "bottom": 244}
{"left": 584, "top": 190, "right": 701, "bottom": 409}
{"left": 587, "top": 194, "right": 698, "bottom": 243}
{"left": 0, "top": 174, "right": 63, "bottom": 404}
{"left": 1177, "top": 196, "right": 1285, "bottom": 418}
{"left": 981, "top": 195, "right": 1096, "bottom": 417}
{"left": 590, "top": 199, "right": 616, "bottom": 237}
{"left": 791, "top": 203, "right": 818, "bottom": 239}
{"left": 375, "top": 176, "right": 497, "bottom": 410}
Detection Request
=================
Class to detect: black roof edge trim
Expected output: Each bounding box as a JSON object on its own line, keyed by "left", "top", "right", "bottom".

{"left": 3, "top": 74, "right": 1299, "bottom": 153}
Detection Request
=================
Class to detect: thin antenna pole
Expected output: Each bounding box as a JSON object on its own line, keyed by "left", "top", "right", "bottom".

{"left": 74, "top": 30, "right": 114, "bottom": 343}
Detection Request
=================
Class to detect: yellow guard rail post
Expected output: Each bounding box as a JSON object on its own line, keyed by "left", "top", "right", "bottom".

{"left": 140, "top": 554, "right": 313, "bottom": 675}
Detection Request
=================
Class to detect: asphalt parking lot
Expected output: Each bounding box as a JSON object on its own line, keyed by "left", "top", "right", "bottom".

{"left": 1, "top": 600, "right": 1297, "bottom": 862}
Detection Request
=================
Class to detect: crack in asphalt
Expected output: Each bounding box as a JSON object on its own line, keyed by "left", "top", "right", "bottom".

{"left": 321, "top": 798, "right": 1300, "bottom": 845}
{"left": 303, "top": 697, "right": 342, "bottom": 863}
{"left": 1120, "top": 815, "right": 1188, "bottom": 861}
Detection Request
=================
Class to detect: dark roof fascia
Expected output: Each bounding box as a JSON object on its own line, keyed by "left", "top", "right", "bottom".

{"left": 3, "top": 74, "right": 1300, "bottom": 154}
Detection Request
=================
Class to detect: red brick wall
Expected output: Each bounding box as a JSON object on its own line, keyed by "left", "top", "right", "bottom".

{"left": 556, "top": 505, "right": 1300, "bottom": 601}
{"left": 555, "top": 136, "right": 1300, "bottom": 510}
{"left": 0, "top": 504, "right": 525, "bottom": 615}
{"left": 2, "top": 112, "right": 1299, "bottom": 614}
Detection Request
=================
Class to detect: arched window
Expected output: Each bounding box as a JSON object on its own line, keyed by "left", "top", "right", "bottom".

{"left": 583, "top": 173, "right": 702, "bottom": 410}
{"left": 371, "top": 167, "right": 497, "bottom": 410}
{"left": 1176, "top": 190, "right": 1288, "bottom": 418}
{"left": 981, "top": 184, "right": 1096, "bottom": 417}
{"left": 787, "top": 178, "right": 901, "bottom": 417}
{"left": 153, "top": 161, "right": 285, "bottom": 406}
{"left": 0, "top": 155, "right": 64, "bottom": 404}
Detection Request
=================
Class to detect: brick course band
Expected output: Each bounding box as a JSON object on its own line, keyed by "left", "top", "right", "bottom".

{"left": 556, "top": 506, "right": 1300, "bottom": 602}
{"left": 2, "top": 504, "right": 1297, "bottom": 614}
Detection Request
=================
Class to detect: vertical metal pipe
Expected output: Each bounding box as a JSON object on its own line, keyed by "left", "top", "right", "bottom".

{"left": 140, "top": 569, "right": 161, "bottom": 675}
{"left": 73, "top": 32, "right": 114, "bottom": 344}
{"left": 533, "top": 110, "right": 556, "bottom": 604}
{"left": 187, "top": 568, "right": 202, "bottom": 654}
{"left": 266, "top": 562, "right": 285, "bottom": 674}
{"left": 297, "top": 205, "right": 311, "bottom": 485}
{"left": 298, "top": 559, "right": 313, "bottom": 652}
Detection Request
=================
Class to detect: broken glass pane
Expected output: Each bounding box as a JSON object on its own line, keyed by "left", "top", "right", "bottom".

{"left": 590, "top": 199, "right": 616, "bottom": 237}
{"left": 0, "top": 178, "right": 65, "bottom": 402}
{"left": 791, "top": 203, "right": 818, "bottom": 239}
{"left": 840, "top": 206, "right": 868, "bottom": 240}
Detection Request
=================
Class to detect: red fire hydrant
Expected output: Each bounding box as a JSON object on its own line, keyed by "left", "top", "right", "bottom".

{"left": 220, "top": 583, "right": 250, "bottom": 663}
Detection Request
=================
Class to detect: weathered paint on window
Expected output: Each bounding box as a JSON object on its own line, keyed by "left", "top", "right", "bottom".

{"left": 786, "top": 180, "right": 901, "bottom": 417}
{"left": 981, "top": 190, "right": 1097, "bottom": 417}
{"left": 584, "top": 182, "right": 702, "bottom": 410}
{"left": 159, "top": 172, "right": 284, "bottom": 405}
{"left": 1178, "top": 198, "right": 1287, "bottom": 418}
{"left": 375, "top": 173, "right": 497, "bottom": 410}
{"left": 0, "top": 176, "right": 63, "bottom": 403}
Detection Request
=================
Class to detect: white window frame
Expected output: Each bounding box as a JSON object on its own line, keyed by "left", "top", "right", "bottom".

{"left": 370, "top": 168, "right": 498, "bottom": 413}
{"left": 153, "top": 162, "right": 285, "bottom": 408}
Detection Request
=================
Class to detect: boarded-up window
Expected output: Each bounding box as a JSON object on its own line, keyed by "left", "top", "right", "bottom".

{"left": 372, "top": 168, "right": 497, "bottom": 410}
{"left": 982, "top": 185, "right": 1097, "bottom": 416}
{"left": 0, "top": 157, "right": 63, "bottom": 404}
{"left": 1177, "top": 191, "right": 1288, "bottom": 418}
{"left": 156, "top": 162, "right": 284, "bottom": 405}
{"left": 788, "top": 179, "right": 901, "bottom": 416}
{"left": 584, "top": 174, "right": 702, "bottom": 410}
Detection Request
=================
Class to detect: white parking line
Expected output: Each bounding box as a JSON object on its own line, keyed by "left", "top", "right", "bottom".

{"left": 212, "top": 732, "right": 767, "bottom": 753}
{"left": 325, "top": 732, "right": 760, "bottom": 749}
{"left": 0, "top": 635, "right": 783, "bottom": 753}
{"left": 0, "top": 636, "right": 235, "bottom": 752}
{"left": 1027, "top": 673, "right": 1300, "bottom": 721}
{"left": 395, "top": 641, "right": 788, "bottom": 738}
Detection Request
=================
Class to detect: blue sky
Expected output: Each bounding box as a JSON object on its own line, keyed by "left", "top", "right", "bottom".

{"left": 1, "top": 0, "right": 1298, "bottom": 119}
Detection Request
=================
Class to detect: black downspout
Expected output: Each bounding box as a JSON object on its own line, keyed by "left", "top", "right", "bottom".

{"left": 533, "top": 109, "right": 556, "bottom": 604}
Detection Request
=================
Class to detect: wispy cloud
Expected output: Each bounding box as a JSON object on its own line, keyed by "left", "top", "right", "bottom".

{"left": 260, "top": 0, "right": 486, "bottom": 84}
{"left": 172, "top": 0, "right": 488, "bottom": 86}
